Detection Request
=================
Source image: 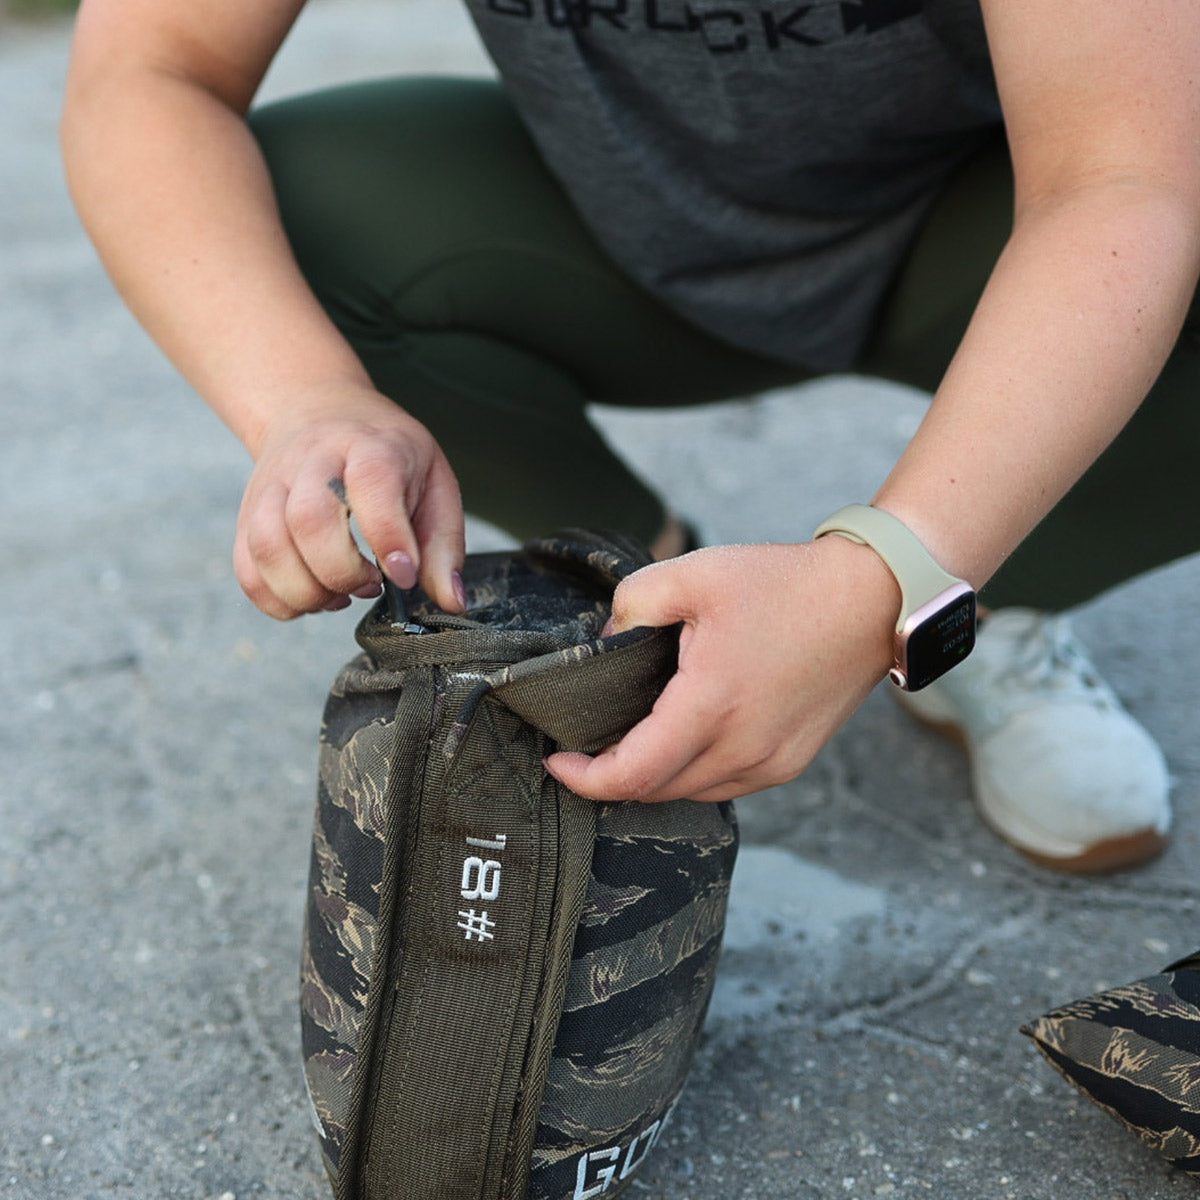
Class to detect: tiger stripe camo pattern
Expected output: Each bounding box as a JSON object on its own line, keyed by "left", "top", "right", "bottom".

{"left": 300, "top": 535, "right": 738, "bottom": 1198}
{"left": 1024, "top": 953, "right": 1200, "bottom": 1174}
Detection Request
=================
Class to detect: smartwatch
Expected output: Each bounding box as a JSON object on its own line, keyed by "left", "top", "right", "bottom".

{"left": 813, "top": 504, "right": 976, "bottom": 691}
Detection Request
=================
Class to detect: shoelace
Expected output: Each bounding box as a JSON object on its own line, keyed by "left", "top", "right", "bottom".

{"left": 991, "top": 614, "right": 1117, "bottom": 710}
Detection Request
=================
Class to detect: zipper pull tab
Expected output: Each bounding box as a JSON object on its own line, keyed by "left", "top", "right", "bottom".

{"left": 377, "top": 560, "right": 429, "bottom": 634}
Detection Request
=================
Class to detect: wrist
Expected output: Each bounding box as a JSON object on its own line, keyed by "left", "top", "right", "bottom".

{"left": 813, "top": 504, "right": 977, "bottom": 690}
{"left": 807, "top": 532, "right": 902, "bottom": 675}
{"left": 230, "top": 375, "right": 397, "bottom": 460}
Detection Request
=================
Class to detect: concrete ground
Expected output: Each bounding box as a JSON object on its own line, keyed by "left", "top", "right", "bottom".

{"left": 3, "top": 4, "right": 1200, "bottom": 1198}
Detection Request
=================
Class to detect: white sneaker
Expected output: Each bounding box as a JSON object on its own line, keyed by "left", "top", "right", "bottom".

{"left": 893, "top": 609, "right": 1170, "bottom": 872}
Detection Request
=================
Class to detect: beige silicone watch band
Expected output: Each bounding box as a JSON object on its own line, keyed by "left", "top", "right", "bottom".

{"left": 812, "top": 504, "right": 965, "bottom": 632}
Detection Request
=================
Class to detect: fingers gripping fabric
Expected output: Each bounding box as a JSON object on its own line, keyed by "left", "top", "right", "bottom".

{"left": 301, "top": 531, "right": 738, "bottom": 1200}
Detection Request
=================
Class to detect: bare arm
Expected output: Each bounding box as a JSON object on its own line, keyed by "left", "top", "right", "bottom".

{"left": 62, "top": 0, "right": 465, "bottom": 617}
{"left": 875, "top": 0, "right": 1200, "bottom": 585}
{"left": 549, "top": 0, "right": 1200, "bottom": 803}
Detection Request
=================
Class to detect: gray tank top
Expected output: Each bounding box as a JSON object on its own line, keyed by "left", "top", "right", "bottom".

{"left": 464, "top": 0, "right": 1002, "bottom": 369}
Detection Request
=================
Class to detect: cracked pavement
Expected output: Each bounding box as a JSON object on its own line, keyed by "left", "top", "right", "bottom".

{"left": 3, "top": 3, "right": 1200, "bottom": 1198}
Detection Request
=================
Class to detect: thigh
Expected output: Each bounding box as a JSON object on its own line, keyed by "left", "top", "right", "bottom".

{"left": 249, "top": 76, "right": 799, "bottom": 409}
{"left": 858, "top": 134, "right": 1013, "bottom": 389}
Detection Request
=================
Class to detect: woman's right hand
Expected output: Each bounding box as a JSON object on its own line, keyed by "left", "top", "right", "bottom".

{"left": 62, "top": 2, "right": 471, "bottom": 621}
{"left": 233, "top": 384, "right": 466, "bottom": 620}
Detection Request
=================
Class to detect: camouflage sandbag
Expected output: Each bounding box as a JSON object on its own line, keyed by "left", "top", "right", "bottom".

{"left": 301, "top": 530, "right": 737, "bottom": 1200}
{"left": 1023, "top": 950, "right": 1200, "bottom": 1173}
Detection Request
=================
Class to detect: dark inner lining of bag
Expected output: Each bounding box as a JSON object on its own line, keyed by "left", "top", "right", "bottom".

{"left": 406, "top": 551, "right": 614, "bottom": 642}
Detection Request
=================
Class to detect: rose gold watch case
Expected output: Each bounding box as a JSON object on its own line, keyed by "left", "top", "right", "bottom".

{"left": 889, "top": 581, "right": 977, "bottom": 691}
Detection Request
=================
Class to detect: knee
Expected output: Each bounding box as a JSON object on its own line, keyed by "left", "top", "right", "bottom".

{"left": 248, "top": 79, "right": 529, "bottom": 333}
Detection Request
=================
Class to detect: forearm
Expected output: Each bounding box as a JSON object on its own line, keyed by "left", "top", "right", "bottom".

{"left": 874, "top": 179, "right": 1200, "bottom": 588}
{"left": 61, "top": 65, "right": 375, "bottom": 457}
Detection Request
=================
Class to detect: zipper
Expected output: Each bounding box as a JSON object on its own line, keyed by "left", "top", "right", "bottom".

{"left": 379, "top": 564, "right": 430, "bottom": 635}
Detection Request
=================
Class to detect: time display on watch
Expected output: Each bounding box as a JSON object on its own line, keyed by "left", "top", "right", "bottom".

{"left": 893, "top": 585, "right": 977, "bottom": 692}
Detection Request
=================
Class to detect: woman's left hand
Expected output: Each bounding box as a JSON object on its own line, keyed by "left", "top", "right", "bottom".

{"left": 544, "top": 538, "right": 900, "bottom": 804}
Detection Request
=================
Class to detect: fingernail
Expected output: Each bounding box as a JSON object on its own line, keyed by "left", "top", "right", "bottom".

{"left": 452, "top": 571, "right": 468, "bottom": 610}
{"left": 352, "top": 580, "right": 383, "bottom": 599}
{"left": 383, "top": 551, "right": 417, "bottom": 590}
{"left": 323, "top": 596, "right": 352, "bottom": 612}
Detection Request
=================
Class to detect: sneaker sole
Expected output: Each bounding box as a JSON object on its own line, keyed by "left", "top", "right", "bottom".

{"left": 1016, "top": 827, "right": 1168, "bottom": 874}
{"left": 906, "top": 712, "right": 1169, "bottom": 874}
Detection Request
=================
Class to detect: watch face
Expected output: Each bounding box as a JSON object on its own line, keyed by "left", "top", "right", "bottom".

{"left": 897, "top": 587, "right": 977, "bottom": 691}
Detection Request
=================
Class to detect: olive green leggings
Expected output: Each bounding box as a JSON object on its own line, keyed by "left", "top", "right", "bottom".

{"left": 251, "top": 76, "right": 1200, "bottom": 611}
